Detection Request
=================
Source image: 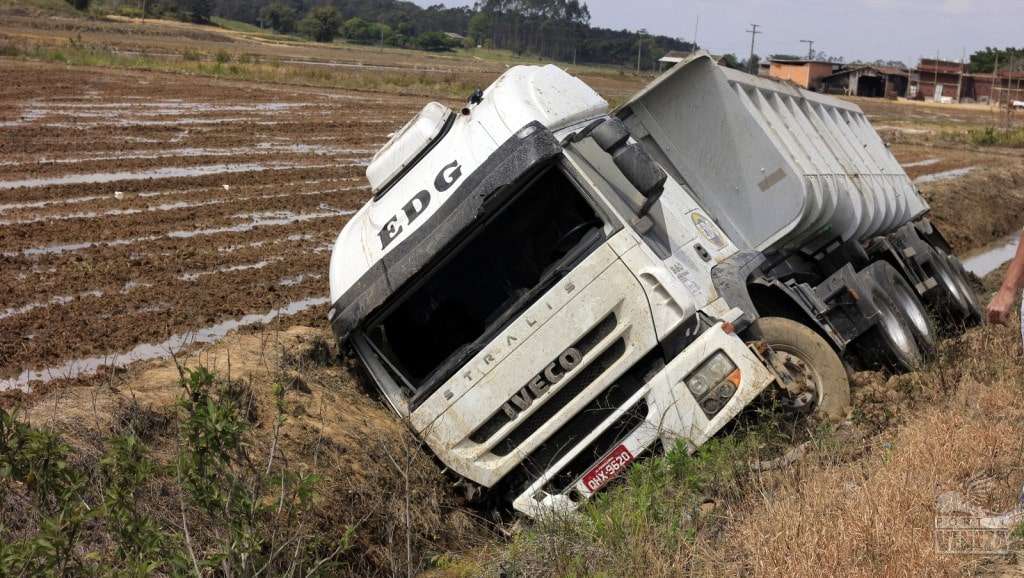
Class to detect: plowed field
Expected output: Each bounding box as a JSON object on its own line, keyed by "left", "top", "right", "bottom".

{"left": 0, "top": 60, "right": 425, "bottom": 390}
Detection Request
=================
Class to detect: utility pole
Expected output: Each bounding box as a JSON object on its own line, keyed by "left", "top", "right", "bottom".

{"left": 636, "top": 30, "right": 643, "bottom": 74}
{"left": 693, "top": 15, "right": 699, "bottom": 50}
{"left": 956, "top": 47, "right": 964, "bottom": 103}
{"left": 746, "top": 24, "right": 762, "bottom": 74}
{"left": 993, "top": 52, "right": 1000, "bottom": 109}
{"left": 800, "top": 39, "right": 814, "bottom": 60}
{"left": 1009, "top": 51, "right": 1016, "bottom": 128}
{"left": 934, "top": 49, "right": 940, "bottom": 102}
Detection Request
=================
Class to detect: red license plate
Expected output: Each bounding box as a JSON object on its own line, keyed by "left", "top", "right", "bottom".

{"left": 581, "top": 444, "right": 634, "bottom": 493}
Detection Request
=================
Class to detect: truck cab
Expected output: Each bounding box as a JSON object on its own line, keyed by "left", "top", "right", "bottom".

{"left": 327, "top": 65, "right": 818, "bottom": 517}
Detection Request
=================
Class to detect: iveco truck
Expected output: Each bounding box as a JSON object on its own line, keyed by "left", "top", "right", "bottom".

{"left": 327, "top": 53, "right": 980, "bottom": 517}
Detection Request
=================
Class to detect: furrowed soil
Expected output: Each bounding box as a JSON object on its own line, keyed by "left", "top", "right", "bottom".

{"left": 4, "top": 11, "right": 1024, "bottom": 577}
{"left": 0, "top": 59, "right": 426, "bottom": 391}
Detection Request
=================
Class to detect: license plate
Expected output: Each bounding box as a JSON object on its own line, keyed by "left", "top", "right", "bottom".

{"left": 581, "top": 444, "right": 634, "bottom": 493}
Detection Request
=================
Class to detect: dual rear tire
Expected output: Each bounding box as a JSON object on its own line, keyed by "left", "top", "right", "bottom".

{"left": 856, "top": 260, "right": 937, "bottom": 372}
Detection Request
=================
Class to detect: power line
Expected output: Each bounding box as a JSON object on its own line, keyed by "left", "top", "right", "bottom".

{"left": 800, "top": 39, "right": 815, "bottom": 60}
{"left": 746, "top": 23, "right": 762, "bottom": 74}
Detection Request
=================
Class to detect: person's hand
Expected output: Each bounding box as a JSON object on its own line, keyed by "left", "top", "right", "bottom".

{"left": 987, "top": 287, "right": 1017, "bottom": 325}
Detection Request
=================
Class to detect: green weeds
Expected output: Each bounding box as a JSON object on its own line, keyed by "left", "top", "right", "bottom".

{"left": 0, "top": 365, "right": 348, "bottom": 576}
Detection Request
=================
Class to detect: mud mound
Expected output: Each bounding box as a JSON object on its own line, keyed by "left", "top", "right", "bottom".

{"left": 922, "top": 164, "right": 1024, "bottom": 252}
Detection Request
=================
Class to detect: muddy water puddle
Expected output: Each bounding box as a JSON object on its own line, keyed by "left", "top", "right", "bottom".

{"left": 0, "top": 163, "right": 273, "bottom": 190}
{"left": 7, "top": 210, "right": 347, "bottom": 257}
{"left": 0, "top": 296, "right": 330, "bottom": 392}
{"left": 963, "top": 233, "right": 1021, "bottom": 278}
{"left": 902, "top": 158, "right": 941, "bottom": 168}
{"left": 913, "top": 166, "right": 975, "bottom": 184}
{"left": 0, "top": 144, "right": 376, "bottom": 168}
{"left": 0, "top": 161, "right": 346, "bottom": 190}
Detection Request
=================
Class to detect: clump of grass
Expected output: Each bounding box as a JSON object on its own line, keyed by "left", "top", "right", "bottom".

{"left": 940, "top": 126, "right": 1024, "bottom": 148}
{"left": 214, "top": 48, "right": 231, "bottom": 63}
{"left": 499, "top": 434, "right": 769, "bottom": 576}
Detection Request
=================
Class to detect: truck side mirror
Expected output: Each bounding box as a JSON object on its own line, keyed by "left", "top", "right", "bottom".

{"left": 590, "top": 118, "right": 667, "bottom": 216}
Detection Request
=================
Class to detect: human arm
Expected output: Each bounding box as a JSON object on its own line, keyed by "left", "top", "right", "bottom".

{"left": 987, "top": 230, "right": 1024, "bottom": 325}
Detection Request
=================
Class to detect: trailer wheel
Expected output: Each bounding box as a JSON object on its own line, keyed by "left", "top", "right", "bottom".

{"left": 943, "top": 252, "right": 984, "bottom": 327}
{"left": 754, "top": 317, "right": 850, "bottom": 422}
{"left": 856, "top": 268, "right": 924, "bottom": 372}
{"left": 867, "top": 261, "right": 937, "bottom": 357}
{"left": 925, "top": 248, "right": 973, "bottom": 326}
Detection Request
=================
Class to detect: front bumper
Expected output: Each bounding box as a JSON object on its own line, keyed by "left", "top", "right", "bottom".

{"left": 511, "top": 321, "right": 775, "bottom": 517}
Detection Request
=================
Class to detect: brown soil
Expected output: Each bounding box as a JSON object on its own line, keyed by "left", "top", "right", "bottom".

{"left": 0, "top": 59, "right": 424, "bottom": 386}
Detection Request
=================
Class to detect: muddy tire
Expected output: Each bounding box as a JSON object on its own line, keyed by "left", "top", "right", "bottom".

{"left": 867, "top": 260, "right": 937, "bottom": 357}
{"left": 754, "top": 316, "right": 851, "bottom": 422}
{"left": 943, "top": 252, "right": 984, "bottom": 327}
{"left": 924, "top": 247, "right": 973, "bottom": 327}
{"left": 856, "top": 267, "right": 924, "bottom": 372}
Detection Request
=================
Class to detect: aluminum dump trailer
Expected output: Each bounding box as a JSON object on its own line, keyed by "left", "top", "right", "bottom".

{"left": 617, "top": 54, "right": 928, "bottom": 253}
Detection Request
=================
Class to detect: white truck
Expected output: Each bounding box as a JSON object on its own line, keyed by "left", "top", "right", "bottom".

{"left": 327, "top": 54, "right": 981, "bottom": 517}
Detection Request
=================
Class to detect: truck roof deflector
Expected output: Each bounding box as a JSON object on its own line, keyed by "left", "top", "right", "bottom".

{"left": 328, "top": 121, "right": 563, "bottom": 342}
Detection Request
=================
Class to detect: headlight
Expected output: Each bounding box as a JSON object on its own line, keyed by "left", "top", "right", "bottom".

{"left": 685, "top": 351, "right": 740, "bottom": 418}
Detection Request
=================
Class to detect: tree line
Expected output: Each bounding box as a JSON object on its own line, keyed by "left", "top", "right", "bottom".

{"left": 66, "top": 0, "right": 696, "bottom": 67}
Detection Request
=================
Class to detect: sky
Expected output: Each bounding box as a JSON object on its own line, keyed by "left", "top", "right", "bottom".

{"left": 411, "top": 0, "right": 1022, "bottom": 66}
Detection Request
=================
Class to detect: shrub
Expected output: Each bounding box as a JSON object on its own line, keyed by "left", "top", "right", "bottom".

{"left": 298, "top": 5, "right": 341, "bottom": 43}
{"left": 416, "top": 31, "right": 456, "bottom": 52}
{"left": 0, "top": 366, "right": 346, "bottom": 575}
{"left": 258, "top": 1, "right": 297, "bottom": 34}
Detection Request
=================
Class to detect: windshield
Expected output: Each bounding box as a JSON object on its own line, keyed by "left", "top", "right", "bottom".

{"left": 363, "top": 166, "right": 604, "bottom": 401}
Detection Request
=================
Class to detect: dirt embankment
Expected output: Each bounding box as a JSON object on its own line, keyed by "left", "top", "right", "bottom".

{"left": 923, "top": 163, "right": 1024, "bottom": 252}
{"left": 4, "top": 326, "right": 490, "bottom": 575}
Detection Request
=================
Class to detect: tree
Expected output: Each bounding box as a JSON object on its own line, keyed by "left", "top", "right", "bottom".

{"left": 63, "top": 0, "right": 89, "bottom": 11}
{"left": 259, "top": 2, "right": 297, "bottom": 34}
{"left": 342, "top": 17, "right": 390, "bottom": 45}
{"left": 467, "top": 11, "right": 491, "bottom": 47}
{"left": 720, "top": 53, "right": 742, "bottom": 70}
{"left": 298, "top": 5, "right": 341, "bottom": 43}
{"left": 742, "top": 53, "right": 761, "bottom": 74}
{"left": 178, "top": 0, "right": 211, "bottom": 24}
{"left": 970, "top": 47, "right": 1024, "bottom": 73}
{"left": 416, "top": 31, "right": 455, "bottom": 52}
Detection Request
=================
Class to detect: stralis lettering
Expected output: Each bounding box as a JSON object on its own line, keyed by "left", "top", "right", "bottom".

{"left": 501, "top": 347, "right": 582, "bottom": 419}
{"left": 378, "top": 160, "right": 462, "bottom": 250}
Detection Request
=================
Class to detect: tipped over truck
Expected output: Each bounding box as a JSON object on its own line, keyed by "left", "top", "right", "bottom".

{"left": 326, "top": 53, "right": 982, "bottom": 517}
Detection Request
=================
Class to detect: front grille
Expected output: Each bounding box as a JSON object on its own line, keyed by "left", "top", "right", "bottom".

{"left": 491, "top": 339, "right": 626, "bottom": 456}
{"left": 543, "top": 398, "right": 649, "bottom": 494}
{"left": 468, "top": 313, "right": 617, "bottom": 445}
{"left": 515, "top": 347, "right": 661, "bottom": 481}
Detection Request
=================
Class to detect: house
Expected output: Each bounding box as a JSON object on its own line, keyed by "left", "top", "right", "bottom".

{"left": 767, "top": 58, "right": 838, "bottom": 91}
{"left": 909, "top": 58, "right": 965, "bottom": 101}
{"left": 822, "top": 65, "right": 910, "bottom": 98}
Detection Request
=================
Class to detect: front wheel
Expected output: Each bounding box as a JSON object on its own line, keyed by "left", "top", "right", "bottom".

{"left": 752, "top": 317, "right": 851, "bottom": 422}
